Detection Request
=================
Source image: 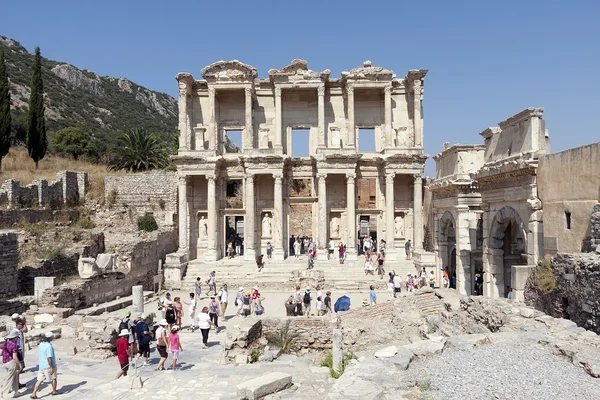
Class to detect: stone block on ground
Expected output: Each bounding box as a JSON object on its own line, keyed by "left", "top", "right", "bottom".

{"left": 33, "top": 313, "right": 54, "bottom": 324}
{"left": 374, "top": 345, "right": 398, "bottom": 358}
{"left": 388, "top": 347, "right": 414, "bottom": 370}
{"left": 402, "top": 338, "right": 445, "bottom": 358}
{"left": 520, "top": 308, "right": 535, "bottom": 318}
{"left": 236, "top": 371, "right": 292, "bottom": 399}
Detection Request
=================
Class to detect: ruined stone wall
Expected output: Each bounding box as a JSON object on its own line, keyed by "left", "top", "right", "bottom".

{"left": 0, "top": 209, "right": 79, "bottom": 229}
{"left": 525, "top": 253, "right": 600, "bottom": 334}
{"left": 538, "top": 142, "right": 600, "bottom": 255}
{"left": 0, "top": 171, "right": 87, "bottom": 209}
{"left": 40, "top": 229, "right": 177, "bottom": 308}
{"left": 261, "top": 316, "right": 336, "bottom": 351}
{"left": 0, "top": 231, "right": 19, "bottom": 298}
{"left": 104, "top": 172, "right": 177, "bottom": 227}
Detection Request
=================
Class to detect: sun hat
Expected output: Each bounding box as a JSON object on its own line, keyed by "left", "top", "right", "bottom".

{"left": 125, "top": 310, "right": 131, "bottom": 317}
{"left": 45, "top": 331, "right": 55, "bottom": 339}
{"left": 245, "top": 290, "right": 251, "bottom": 296}
{"left": 239, "top": 286, "right": 244, "bottom": 291}
{"left": 253, "top": 285, "right": 259, "bottom": 290}
{"left": 5, "top": 329, "right": 19, "bottom": 339}
{"left": 119, "top": 329, "right": 129, "bottom": 336}
{"left": 11, "top": 313, "right": 20, "bottom": 320}
{"left": 159, "top": 319, "right": 168, "bottom": 326}
{"left": 171, "top": 325, "right": 179, "bottom": 331}
{"left": 306, "top": 287, "right": 311, "bottom": 291}
{"left": 137, "top": 313, "right": 145, "bottom": 319}
{"left": 210, "top": 295, "right": 216, "bottom": 299}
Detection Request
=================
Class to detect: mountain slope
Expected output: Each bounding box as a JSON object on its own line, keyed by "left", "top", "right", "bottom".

{"left": 0, "top": 36, "right": 177, "bottom": 142}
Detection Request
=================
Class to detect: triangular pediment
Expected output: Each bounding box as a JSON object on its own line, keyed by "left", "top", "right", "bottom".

{"left": 268, "top": 59, "right": 330, "bottom": 83}
{"left": 200, "top": 60, "right": 257, "bottom": 83}
{"left": 342, "top": 60, "right": 395, "bottom": 82}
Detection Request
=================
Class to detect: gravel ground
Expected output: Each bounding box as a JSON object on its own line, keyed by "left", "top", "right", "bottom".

{"left": 413, "top": 341, "right": 600, "bottom": 400}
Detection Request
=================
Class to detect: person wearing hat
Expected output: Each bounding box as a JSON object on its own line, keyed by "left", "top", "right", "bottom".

{"left": 134, "top": 314, "right": 151, "bottom": 367}
{"left": 303, "top": 287, "right": 313, "bottom": 318}
{"left": 119, "top": 310, "right": 136, "bottom": 362}
{"left": 234, "top": 287, "right": 245, "bottom": 316}
{"left": 30, "top": 332, "right": 59, "bottom": 398}
{"left": 1, "top": 330, "right": 22, "bottom": 398}
{"left": 168, "top": 325, "right": 183, "bottom": 370}
{"left": 114, "top": 329, "right": 130, "bottom": 380}
{"left": 154, "top": 319, "right": 169, "bottom": 371}
{"left": 208, "top": 295, "right": 220, "bottom": 329}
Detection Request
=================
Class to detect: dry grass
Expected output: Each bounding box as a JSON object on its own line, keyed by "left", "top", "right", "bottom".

{"left": 0, "top": 146, "right": 126, "bottom": 201}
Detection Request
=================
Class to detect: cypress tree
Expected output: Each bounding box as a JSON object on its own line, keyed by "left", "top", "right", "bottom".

{"left": 27, "top": 46, "right": 47, "bottom": 169}
{"left": 0, "top": 47, "right": 11, "bottom": 172}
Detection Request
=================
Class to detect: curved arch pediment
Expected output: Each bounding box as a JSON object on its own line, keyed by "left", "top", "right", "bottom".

{"left": 488, "top": 206, "right": 527, "bottom": 251}
{"left": 200, "top": 60, "right": 257, "bottom": 83}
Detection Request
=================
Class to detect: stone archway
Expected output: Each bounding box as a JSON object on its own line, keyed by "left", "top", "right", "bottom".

{"left": 438, "top": 211, "right": 456, "bottom": 288}
{"left": 486, "top": 206, "right": 527, "bottom": 297}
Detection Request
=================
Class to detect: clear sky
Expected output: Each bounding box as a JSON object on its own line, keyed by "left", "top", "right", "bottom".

{"left": 3, "top": 0, "right": 599, "bottom": 176}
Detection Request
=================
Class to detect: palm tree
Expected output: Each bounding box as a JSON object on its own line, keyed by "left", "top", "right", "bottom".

{"left": 109, "top": 128, "right": 169, "bottom": 172}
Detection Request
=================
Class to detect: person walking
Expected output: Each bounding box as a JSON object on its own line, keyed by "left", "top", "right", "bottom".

{"left": 234, "top": 287, "right": 244, "bottom": 316}
{"left": 155, "top": 320, "right": 169, "bottom": 371}
{"left": 369, "top": 285, "right": 377, "bottom": 305}
{"left": 30, "top": 332, "right": 59, "bottom": 398}
{"left": 324, "top": 291, "right": 333, "bottom": 314}
{"left": 1, "top": 330, "right": 22, "bottom": 399}
{"left": 234, "top": 235, "right": 242, "bottom": 257}
{"left": 293, "top": 286, "right": 303, "bottom": 316}
{"left": 194, "top": 277, "right": 202, "bottom": 300}
{"left": 159, "top": 292, "right": 173, "bottom": 319}
{"left": 377, "top": 252, "right": 385, "bottom": 279}
{"left": 173, "top": 297, "right": 184, "bottom": 327}
{"left": 118, "top": 310, "right": 136, "bottom": 362}
{"left": 242, "top": 290, "right": 252, "bottom": 317}
{"left": 405, "top": 240, "right": 412, "bottom": 260}
{"left": 294, "top": 239, "right": 301, "bottom": 259}
{"left": 134, "top": 314, "right": 151, "bottom": 367}
{"left": 208, "top": 295, "right": 220, "bottom": 329}
{"left": 184, "top": 293, "right": 197, "bottom": 331}
{"left": 218, "top": 284, "right": 229, "bottom": 318}
{"left": 115, "top": 329, "right": 130, "bottom": 380}
{"left": 303, "top": 287, "right": 312, "bottom": 318}
{"left": 207, "top": 271, "right": 217, "bottom": 296}
{"left": 266, "top": 242, "right": 272, "bottom": 259}
{"left": 387, "top": 273, "right": 395, "bottom": 299}
{"left": 165, "top": 303, "right": 176, "bottom": 332}
{"left": 393, "top": 271, "right": 402, "bottom": 298}
{"left": 338, "top": 242, "right": 345, "bottom": 264}
{"left": 197, "top": 307, "right": 216, "bottom": 348}
{"left": 169, "top": 326, "right": 182, "bottom": 370}
{"left": 14, "top": 319, "right": 26, "bottom": 390}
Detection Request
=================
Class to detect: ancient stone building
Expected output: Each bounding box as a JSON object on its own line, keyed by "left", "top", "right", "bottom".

{"left": 431, "top": 108, "right": 550, "bottom": 299}
{"left": 171, "top": 60, "right": 428, "bottom": 263}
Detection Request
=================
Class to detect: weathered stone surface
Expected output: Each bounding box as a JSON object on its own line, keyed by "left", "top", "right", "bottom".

{"left": 520, "top": 308, "right": 535, "bottom": 318}
{"left": 33, "top": 313, "right": 54, "bottom": 324}
{"left": 402, "top": 339, "right": 445, "bottom": 358}
{"left": 0, "top": 231, "right": 19, "bottom": 299}
{"left": 374, "top": 345, "right": 397, "bottom": 358}
{"left": 236, "top": 371, "right": 292, "bottom": 399}
{"left": 388, "top": 348, "right": 414, "bottom": 370}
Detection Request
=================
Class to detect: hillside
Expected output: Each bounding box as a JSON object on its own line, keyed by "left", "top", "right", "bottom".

{"left": 0, "top": 36, "right": 178, "bottom": 144}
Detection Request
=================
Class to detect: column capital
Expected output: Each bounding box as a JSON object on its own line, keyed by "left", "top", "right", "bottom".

{"left": 273, "top": 173, "right": 284, "bottom": 181}
{"left": 245, "top": 87, "right": 253, "bottom": 97}
{"left": 345, "top": 172, "right": 356, "bottom": 182}
{"left": 414, "top": 173, "right": 424, "bottom": 181}
{"left": 274, "top": 86, "right": 282, "bottom": 97}
{"left": 317, "top": 84, "right": 325, "bottom": 97}
{"left": 208, "top": 86, "right": 216, "bottom": 96}
{"left": 386, "top": 173, "right": 396, "bottom": 184}
{"left": 384, "top": 85, "right": 392, "bottom": 95}
{"left": 347, "top": 85, "right": 354, "bottom": 95}
{"left": 207, "top": 175, "right": 217, "bottom": 184}
{"left": 317, "top": 173, "right": 327, "bottom": 181}
{"left": 412, "top": 80, "right": 423, "bottom": 96}
{"left": 246, "top": 174, "right": 255, "bottom": 184}
{"left": 178, "top": 175, "right": 189, "bottom": 185}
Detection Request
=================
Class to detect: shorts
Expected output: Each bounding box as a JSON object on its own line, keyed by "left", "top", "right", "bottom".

{"left": 157, "top": 345, "right": 168, "bottom": 358}
{"left": 120, "top": 362, "right": 129, "bottom": 373}
{"left": 339, "top": 253, "right": 344, "bottom": 259}
{"left": 37, "top": 367, "right": 57, "bottom": 382}
{"left": 394, "top": 287, "right": 401, "bottom": 293}
{"left": 266, "top": 249, "right": 272, "bottom": 255}
{"left": 138, "top": 342, "right": 150, "bottom": 358}
{"left": 243, "top": 308, "right": 251, "bottom": 317}
{"left": 328, "top": 249, "right": 334, "bottom": 254}
{"left": 171, "top": 350, "right": 179, "bottom": 360}
{"left": 303, "top": 303, "right": 311, "bottom": 313}
{"left": 221, "top": 302, "right": 228, "bottom": 315}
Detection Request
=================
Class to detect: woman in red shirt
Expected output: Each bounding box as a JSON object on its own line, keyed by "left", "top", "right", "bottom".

{"left": 115, "top": 329, "right": 130, "bottom": 379}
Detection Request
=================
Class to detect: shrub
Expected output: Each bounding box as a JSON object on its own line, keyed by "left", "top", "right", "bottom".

{"left": 163, "top": 164, "right": 177, "bottom": 172}
{"left": 76, "top": 216, "right": 95, "bottom": 229}
{"left": 250, "top": 349, "right": 259, "bottom": 363}
{"left": 321, "top": 350, "right": 354, "bottom": 378}
{"left": 37, "top": 246, "right": 65, "bottom": 261}
{"left": 137, "top": 213, "right": 158, "bottom": 232}
{"left": 264, "top": 320, "right": 299, "bottom": 354}
{"left": 531, "top": 258, "right": 557, "bottom": 294}
{"left": 417, "top": 378, "right": 432, "bottom": 392}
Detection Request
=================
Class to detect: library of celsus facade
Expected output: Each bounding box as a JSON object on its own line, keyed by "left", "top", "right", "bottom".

{"left": 172, "top": 59, "right": 428, "bottom": 263}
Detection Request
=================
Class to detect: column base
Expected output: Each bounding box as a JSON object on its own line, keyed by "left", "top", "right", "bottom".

{"left": 204, "top": 249, "right": 218, "bottom": 263}
{"left": 272, "top": 248, "right": 285, "bottom": 261}
{"left": 345, "top": 248, "right": 358, "bottom": 262}
{"left": 384, "top": 248, "right": 397, "bottom": 261}
{"left": 317, "top": 248, "right": 328, "bottom": 260}
{"left": 244, "top": 249, "right": 257, "bottom": 263}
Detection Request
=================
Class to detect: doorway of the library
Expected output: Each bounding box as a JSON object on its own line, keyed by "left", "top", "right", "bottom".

{"left": 224, "top": 216, "right": 244, "bottom": 258}
{"left": 357, "top": 215, "right": 377, "bottom": 255}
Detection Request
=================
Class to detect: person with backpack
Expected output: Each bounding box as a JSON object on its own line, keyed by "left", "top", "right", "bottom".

{"left": 303, "top": 287, "right": 313, "bottom": 318}
{"left": 154, "top": 319, "right": 169, "bottom": 371}
{"left": 206, "top": 272, "right": 216, "bottom": 296}
{"left": 208, "top": 295, "right": 220, "bottom": 329}
{"left": 1, "top": 330, "right": 22, "bottom": 399}
{"left": 118, "top": 310, "right": 136, "bottom": 362}
{"left": 114, "top": 329, "right": 130, "bottom": 379}
{"left": 234, "top": 287, "right": 245, "bottom": 316}
{"left": 165, "top": 303, "right": 177, "bottom": 331}
{"left": 134, "top": 314, "right": 151, "bottom": 367}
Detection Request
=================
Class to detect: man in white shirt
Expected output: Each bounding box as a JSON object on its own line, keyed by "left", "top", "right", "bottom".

{"left": 393, "top": 272, "right": 402, "bottom": 298}
{"left": 217, "top": 284, "right": 229, "bottom": 317}
{"left": 328, "top": 239, "right": 335, "bottom": 260}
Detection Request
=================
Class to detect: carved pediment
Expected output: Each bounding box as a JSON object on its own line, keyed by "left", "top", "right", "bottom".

{"left": 268, "top": 59, "right": 330, "bottom": 83}
{"left": 200, "top": 60, "right": 257, "bottom": 83}
{"left": 342, "top": 60, "right": 395, "bottom": 82}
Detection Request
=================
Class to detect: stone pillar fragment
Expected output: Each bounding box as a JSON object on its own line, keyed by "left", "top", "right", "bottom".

{"left": 413, "top": 174, "right": 423, "bottom": 249}
{"left": 206, "top": 176, "right": 218, "bottom": 262}
{"left": 245, "top": 87, "right": 253, "bottom": 150}
{"left": 384, "top": 86, "right": 393, "bottom": 148}
{"left": 413, "top": 80, "right": 423, "bottom": 147}
{"left": 177, "top": 176, "right": 188, "bottom": 253}
{"left": 208, "top": 87, "right": 216, "bottom": 151}
{"left": 317, "top": 173, "right": 328, "bottom": 257}
{"left": 178, "top": 85, "right": 188, "bottom": 150}
{"left": 132, "top": 285, "right": 144, "bottom": 315}
{"left": 332, "top": 328, "right": 343, "bottom": 374}
{"left": 386, "top": 173, "right": 396, "bottom": 258}
{"left": 273, "top": 174, "right": 284, "bottom": 260}
{"left": 318, "top": 84, "right": 326, "bottom": 149}
{"left": 347, "top": 86, "right": 355, "bottom": 148}
{"left": 346, "top": 173, "right": 357, "bottom": 262}
{"left": 244, "top": 175, "right": 256, "bottom": 261}
{"left": 274, "top": 87, "right": 282, "bottom": 149}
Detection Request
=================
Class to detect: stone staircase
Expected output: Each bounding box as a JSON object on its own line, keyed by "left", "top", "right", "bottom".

{"left": 182, "top": 255, "right": 420, "bottom": 293}
{"left": 414, "top": 290, "right": 445, "bottom": 316}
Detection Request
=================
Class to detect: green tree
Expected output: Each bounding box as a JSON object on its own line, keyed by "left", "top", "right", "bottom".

{"left": 49, "top": 127, "right": 91, "bottom": 160}
{"left": 27, "top": 47, "right": 47, "bottom": 169}
{"left": 0, "top": 48, "right": 11, "bottom": 171}
{"left": 108, "top": 127, "right": 169, "bottom": 172}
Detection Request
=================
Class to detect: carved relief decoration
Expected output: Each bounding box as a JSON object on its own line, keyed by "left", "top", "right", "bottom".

{"left": 268, "top": 59, "right": 330, "bottom": 83}
{"left": 342, "top": 60, "right": 395, "bottom": 82}
{"left": 200, "top": 60, "right": 258, "bottom": 83}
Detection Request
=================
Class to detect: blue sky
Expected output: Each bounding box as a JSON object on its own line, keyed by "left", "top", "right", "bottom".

{"left": 3, "top": 0, "right": 599, "bottom": 176}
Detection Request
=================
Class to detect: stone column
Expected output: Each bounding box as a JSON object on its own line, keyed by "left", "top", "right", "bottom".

{"left": 413, "top": 80, "right": 423, "bottom": 148}
{"left": 384, "top": 86, "right": 393, "bottom": 148}
{"left": 178, "top": 85, "right": 188, "bottom": 150}
{"left": 386, "top": 173, "right": 396, "bottom": 258}
{"left": 205, "top": 175, "right": 218, "bottom": 262}
{"left": 317, "top": 173, "right": 328, "bottom": 257}
{"left": 208, "top": 87, "right": 217, "bottom": 151}
{"left": 413, "top": 174, "right": 423, "bottom": 250}
{"left": 245, "top": 87, "right": 253, "bottom": 150}
{"left": 244, "top": 175, "right": 256, "bottom": 262}
{"left": 132, "top": 285, "right": 144, "bottom": 315}
{"left": 318, "top": 84, "right": 326, "bottom": 149}
{"left": 346, "top": 173, "right": 357, "bottom": 262}
{"left": 347, "top": 86, "right": 355, "bottom": 148}
{"left": 274, "top": 87, "right": 282, "bottom": 149}
{"left": 273, "top": 173, "right": 285, "bottom": 260}
{"left": 332, "top": 328, "right": 343, "bottom": 374}
{"left": 177, "top": 176, "right": 189, "bottom": 253}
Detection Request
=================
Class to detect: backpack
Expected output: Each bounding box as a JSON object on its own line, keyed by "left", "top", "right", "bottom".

{"left": 118, "top": 318, "right": 130, "bottom": 334}
{"left": 165, "top": 308, "right": 176, "bottom": 322}
{"left": 303, "top": 292, "right": 311, "bottom": 304}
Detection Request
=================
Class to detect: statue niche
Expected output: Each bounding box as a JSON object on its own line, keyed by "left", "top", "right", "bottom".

{"left": 198, "top": 214, "right": 208, "bottom": 240}
{"left": 262, "top": 213, "right": 272, "bottom": 238}
{"left": 394, "top": 215, "right": 405, "bottom": 237}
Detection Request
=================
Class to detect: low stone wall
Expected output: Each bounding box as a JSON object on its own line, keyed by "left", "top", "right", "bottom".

{"left": 0, "top": 231, "right": 19, "bottom": 298}
{"left": 40, "top": 229, "right": 177, "bottom": 308}
{"left": 525, "top": 252, "right": 600, "bottom": 334}
{"left": 262, "top": 316, "right": 337, "bottom": 351}
{"left": 0, "top": 171, "right": 88, "bottom": 209}
{"left": 0, "top": 209, "right": 79, "bottom": 229}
